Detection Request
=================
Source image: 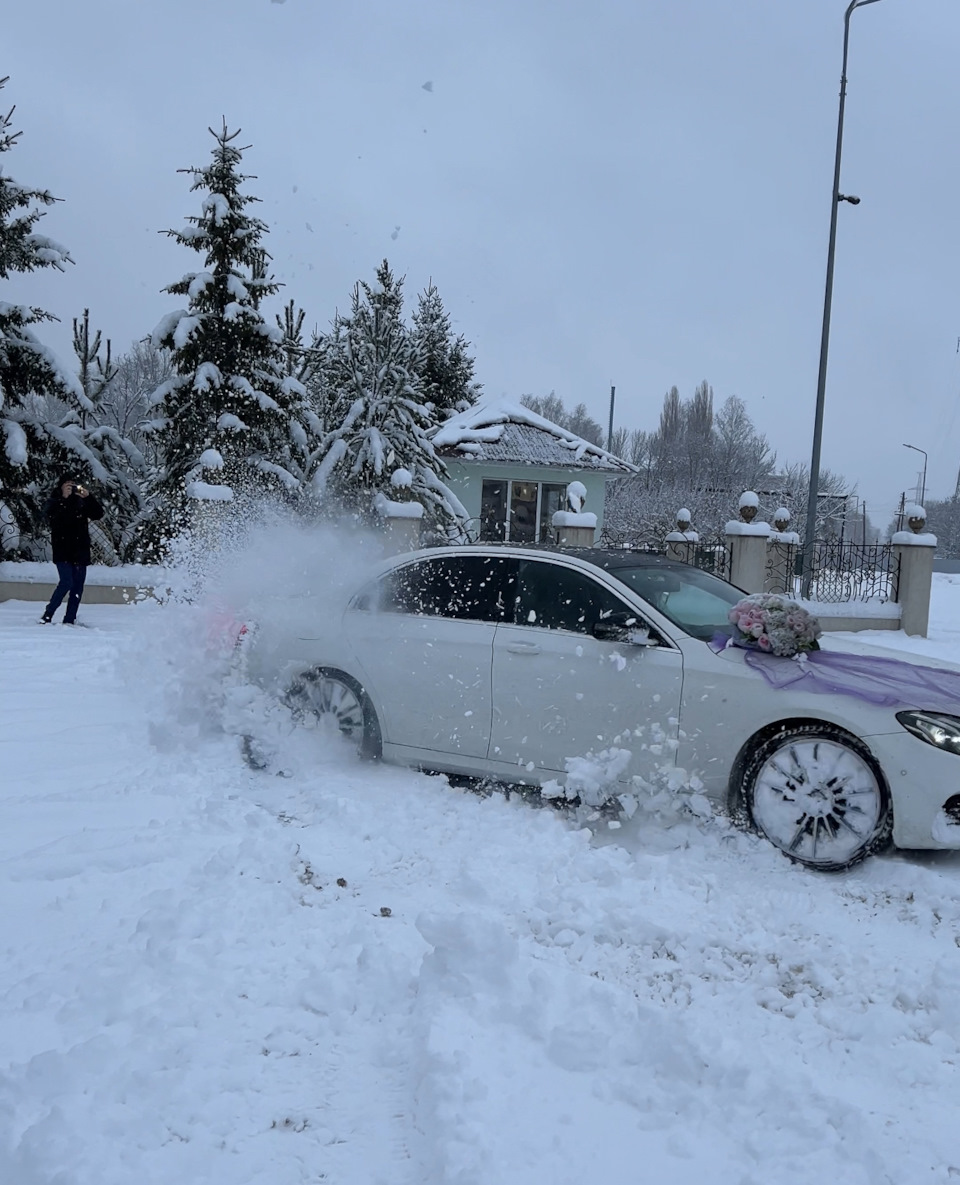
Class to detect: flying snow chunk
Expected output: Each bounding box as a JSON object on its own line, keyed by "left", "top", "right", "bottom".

{"left": 422, "top": 80, "right": 434, "bottom": 92}
{"left": 391, "top": 226, "right": 400, "bottom": 241}
{"left": 306, "top": 222, "right": 313, "bottom": 233}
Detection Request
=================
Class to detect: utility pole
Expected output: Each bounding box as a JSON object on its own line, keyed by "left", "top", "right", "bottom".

{"left": 800, "top": 0, "right": 883, "bottom": 597}
{"left": 607, "top": 385, "right": 616, "bottom": 452}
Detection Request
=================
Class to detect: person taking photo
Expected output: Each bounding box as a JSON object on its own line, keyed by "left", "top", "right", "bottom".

{"left": 40, "top": 475, "right": 104, "bottom": 625}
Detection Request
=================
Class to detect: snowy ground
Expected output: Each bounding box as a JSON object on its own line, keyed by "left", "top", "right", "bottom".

{"left": 3, "top": 576, "right": 960, "bottom": 1184}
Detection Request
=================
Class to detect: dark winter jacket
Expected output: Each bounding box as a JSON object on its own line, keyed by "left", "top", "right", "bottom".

{"left": 46, "top": 490, "right": 104, "bottom": 565}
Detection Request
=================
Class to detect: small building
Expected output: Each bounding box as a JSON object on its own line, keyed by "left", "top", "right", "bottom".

{"left": 431, "top": 400, "right": 636, "bottom": 543}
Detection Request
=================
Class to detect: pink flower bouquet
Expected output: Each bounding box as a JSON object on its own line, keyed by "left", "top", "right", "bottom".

{"left": 728, "top": 594, "right": 821, "bottom": 657}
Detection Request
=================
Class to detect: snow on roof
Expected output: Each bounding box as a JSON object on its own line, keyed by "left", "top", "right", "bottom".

{"left": 431, "top": 400, "right": 636, "bottom": 473}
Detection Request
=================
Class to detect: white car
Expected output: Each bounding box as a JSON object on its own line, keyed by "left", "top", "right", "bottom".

{"left": 280, "top": 544, "right": 960, "bottom": 872}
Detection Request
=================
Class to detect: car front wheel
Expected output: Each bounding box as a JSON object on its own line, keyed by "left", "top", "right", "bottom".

{"left": 741, "top": 724, "right": 893, "bottom": 872}
{"left": 285, "top": 668, "right": 381, "bottom": 759}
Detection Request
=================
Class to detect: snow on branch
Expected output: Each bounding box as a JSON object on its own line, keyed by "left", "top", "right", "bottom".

{"left": 3, "top": 419, "right": 28, "bottom": 466}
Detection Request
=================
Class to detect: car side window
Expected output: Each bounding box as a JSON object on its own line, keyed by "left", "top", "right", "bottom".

{"left": 364, "top": 555, "right": 517, "bottom": 622}
{"left": 514, "top": 559, "right": 636, "bottom": 634}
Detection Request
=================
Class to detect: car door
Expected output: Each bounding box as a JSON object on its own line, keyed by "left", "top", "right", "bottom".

{"left": 488, "top": 557, "right": 683, "bottom": 786}
{"left": 344, "top": 553, "right": 516, "bottom": 759}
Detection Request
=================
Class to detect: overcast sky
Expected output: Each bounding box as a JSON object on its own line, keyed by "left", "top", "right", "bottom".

{"left": 5, "top": 0, "right": 959, "bottom": 525}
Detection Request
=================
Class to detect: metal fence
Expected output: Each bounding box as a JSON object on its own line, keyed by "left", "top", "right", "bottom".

{"left": 595, "top": 526, "right": 661, "bottom": 552}
{"left": 595, "top": 528, "right": 732, "bottom": 581}
{"left": 665, "top": 534, "right": 732, "bottom": 582}
{"left": 764, "top": 541, "right": 797, "bottom": 595}
{"left": 801, "top": 540, "right": 900, "bottom": 603}
{"left": 450, "top": 522, "right": 899, "bottom": 606}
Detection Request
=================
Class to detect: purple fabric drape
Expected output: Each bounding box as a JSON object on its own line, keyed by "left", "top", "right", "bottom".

{"left": 710, "top": 636, "right": 960, "bottom": 712}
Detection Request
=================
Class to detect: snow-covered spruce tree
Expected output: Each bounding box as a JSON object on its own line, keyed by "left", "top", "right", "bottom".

{"left": 275, "top": 298, "right": 328, "bottom": 458}
{"left": 148, "top": 123, "right": 308, "bottom": 540}
{"left": 410, "top": 281, "right": 481, "bottom": 417}
{"left": 313, "top": 260, "right": 467, "bottom": 535}
{"left": 54, "top": 310, "right": 151, "bottom": 561}
{"left": 0, "top": 77, "right": 80, "bottom": 556}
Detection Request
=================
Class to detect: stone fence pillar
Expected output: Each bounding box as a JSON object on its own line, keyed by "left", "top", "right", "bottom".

{"left": 726, "top": 522, "right": 770, "bottom": 594}
{"left": 553, "top": 511, "right": 597, "bottom": 547}
{"left": 375, "top": 495, "right": 424, "bottom": 555}
{"left": 664, "top": 529, "right": 698, "bottom": 566}
{"left": 892, "top": 531, "right": 936, "bottom": 637}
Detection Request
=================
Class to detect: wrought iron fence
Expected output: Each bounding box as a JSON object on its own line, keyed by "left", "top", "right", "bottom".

{"left": 447, "top": 523, "right": 898, "bottom": 607}
{"left": 765, "top": 540, "right": 798, "bottom": 595}
{"left": 595, "top": 526, "right": 662, "bottom": 552}
{"left": 665, "top": 534, "right": 731, "bottom": 581}
{"left": 801, "top": 540, "right": 899, "bottom": 603}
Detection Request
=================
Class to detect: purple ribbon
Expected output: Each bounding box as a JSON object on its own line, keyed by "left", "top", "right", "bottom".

{"left": 709, "top": 635, "right": 960, "bottom": 712}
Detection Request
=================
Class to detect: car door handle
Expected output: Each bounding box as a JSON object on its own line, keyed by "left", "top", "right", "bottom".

{"left": 505, "top": 641, "right": 541, "bottom": 655}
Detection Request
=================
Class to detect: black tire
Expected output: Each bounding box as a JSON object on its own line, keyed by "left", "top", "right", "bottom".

{"left": 285, "top": 667, "right": 382, "bottom": 760}
{"left": 740, "top": 723, "right": 893, "bottom": 872}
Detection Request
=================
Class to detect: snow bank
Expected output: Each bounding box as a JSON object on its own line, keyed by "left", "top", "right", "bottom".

{"left": 0, "top": 560, "right": 169, "bottom": 587}
{"left": 798, "top": 596, "right": 901, "bottom": 620}
{"left": 4, "top": 566, "right": 960, "bottom": 1182}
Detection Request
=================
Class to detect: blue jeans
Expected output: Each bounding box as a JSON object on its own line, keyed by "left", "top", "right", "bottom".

{"left": 44, "top": 562, "right": 87, "bottom": 623}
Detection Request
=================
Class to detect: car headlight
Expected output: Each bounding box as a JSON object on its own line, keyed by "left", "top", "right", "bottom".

{"left": 896, "top": 710, "right": 960, "bottom": 755}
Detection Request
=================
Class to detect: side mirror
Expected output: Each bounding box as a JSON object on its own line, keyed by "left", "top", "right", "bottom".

{"left": 593, "top": 612, "right": 655, "bottom": 646}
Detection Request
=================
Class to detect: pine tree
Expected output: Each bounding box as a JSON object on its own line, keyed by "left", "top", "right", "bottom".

{"left": 275, "top": 297, "right": 329, "bottom": 446}
{"left": 56, "top": 310, "right": 150, "bottom": 561}
{"left": 314, "top": 261, "right": 467, "bottom": 533}
{"left": 410, "top": 281, "right": 481, "bottom": 417}
{"left": 149, "top": 123, "right": 307, "bottom": 529}
{"left": 0, "top": 77, "right": 79, "bottom": 556}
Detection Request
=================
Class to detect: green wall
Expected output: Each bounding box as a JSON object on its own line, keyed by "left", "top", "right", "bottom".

{"left": 443, "top": 459, "right": 616, "bottom": 530}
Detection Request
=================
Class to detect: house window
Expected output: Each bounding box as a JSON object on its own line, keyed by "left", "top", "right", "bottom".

{"left": 538, "top": 484, "right": 567, "bottom": 543}
{"left": 480, "top": 480, "right": 507, "bottom": 540}
{"left": 480, "top": 479, "right": 569, "bottom": 543}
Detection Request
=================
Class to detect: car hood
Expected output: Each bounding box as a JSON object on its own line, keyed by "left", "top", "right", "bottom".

{"left": 817, "top": 631, "right": 960, "bottom": 674}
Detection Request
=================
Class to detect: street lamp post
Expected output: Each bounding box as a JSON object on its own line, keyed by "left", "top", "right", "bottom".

{"left": 903, "top": 442, "right": 927, "bottom": 506}
{"left": 801, "top": 0, "right": 883, "bottom": 598}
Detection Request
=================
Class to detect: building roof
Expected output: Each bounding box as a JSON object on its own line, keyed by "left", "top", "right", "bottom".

{"left": 431, "top": 400, "right": 636, "bottom": 473}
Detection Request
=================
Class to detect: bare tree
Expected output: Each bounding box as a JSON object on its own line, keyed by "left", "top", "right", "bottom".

{"left": 520, "top": 392, "right": 605, "bottom": 446}
{"left": 100, "top": 338, "right": 174, "bottom": 446}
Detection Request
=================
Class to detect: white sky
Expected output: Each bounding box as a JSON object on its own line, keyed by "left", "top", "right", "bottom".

{"left": 5, "top": 0, "right": 959, "bottom": 525}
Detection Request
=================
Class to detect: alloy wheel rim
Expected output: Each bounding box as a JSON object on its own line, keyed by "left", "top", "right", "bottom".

{"left": 752, "top": 738, "right": 883, "bottom": 866}
{"left": 296, "top": 677, "right": 365, "bottom": 740}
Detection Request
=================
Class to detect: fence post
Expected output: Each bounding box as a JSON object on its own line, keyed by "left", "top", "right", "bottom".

{"left": 665, "top": 538, "right": 690, "bottom": 564}
{"left": 665, "top": 509, "right": 698, "bottom": 564}
{"left": 892, "top": 534, "right": 936, "bottom": 637}
{"left": 726, "top": 522, "right": 770, "bottom": 593}
{"left": 553, "top": 511, "right": 597, "bottom": 547}
{"left": 375, "top": 494, "right": 424, "bottom": 555}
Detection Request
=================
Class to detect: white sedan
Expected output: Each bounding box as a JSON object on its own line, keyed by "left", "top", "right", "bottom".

{"left": 278, "top": 545, "right": 960, "bottom": 872}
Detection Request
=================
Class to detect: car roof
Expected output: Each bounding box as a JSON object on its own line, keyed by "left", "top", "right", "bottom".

{"left": 415, "top": 542, "right": 688, "bottom": 572}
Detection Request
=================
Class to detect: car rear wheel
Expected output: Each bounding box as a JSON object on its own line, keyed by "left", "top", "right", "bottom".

{"left": 741, "top": 724, "right": 892, "bottom": 872}
{"left": 285, "top": 668, "right": 381, "bottom": 759}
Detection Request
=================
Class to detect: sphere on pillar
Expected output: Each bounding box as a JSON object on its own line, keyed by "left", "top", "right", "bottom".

{"left": 905, "top": 503, "right": 927, "bottom": 534}
{"left": 738, "top": 490, "right": 759, "bottom": 524}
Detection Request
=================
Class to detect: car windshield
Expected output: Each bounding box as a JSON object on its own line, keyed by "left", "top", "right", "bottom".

{"left": 605, "top": 563, "right": 742, "bottom": 641}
